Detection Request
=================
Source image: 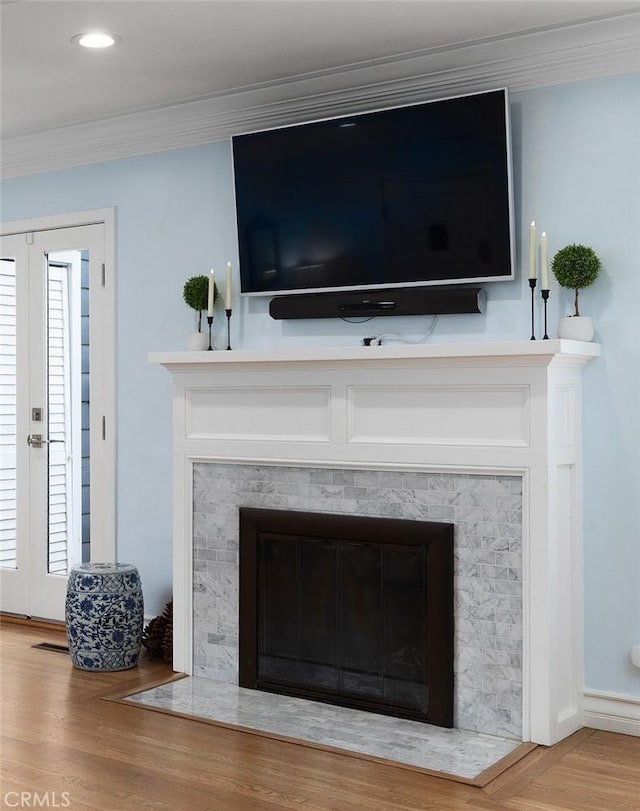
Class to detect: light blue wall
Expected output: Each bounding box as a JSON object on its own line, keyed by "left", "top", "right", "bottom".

{"left": 2, "top": 72, "right": 638, "bottom": 697}
{"left": 518, "top": 75, "right": 640, "bottom": 698}
{"left": 1, "top": 146, "right": 239, "bottom": 617}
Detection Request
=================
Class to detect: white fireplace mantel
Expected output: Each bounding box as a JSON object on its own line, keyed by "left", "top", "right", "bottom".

{"left": 151, "top": 339, "right": 600, "bottom": 746}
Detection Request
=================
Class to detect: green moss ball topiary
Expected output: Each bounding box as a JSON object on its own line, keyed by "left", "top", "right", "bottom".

{"left": 183, "top": 275, "right": 218, "bottom": 331}
{"left": 551, "top": 244, "right": 602, "bottom": 316}
{"left": 183, "top": 275, "right": 210, "bottom": 312}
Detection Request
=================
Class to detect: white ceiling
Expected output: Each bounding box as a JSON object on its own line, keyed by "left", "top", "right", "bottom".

{"left": 2, "top": 0, "right": 639, "bottom": 141}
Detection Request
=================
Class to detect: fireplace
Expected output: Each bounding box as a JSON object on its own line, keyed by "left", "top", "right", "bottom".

{"left": 192, "top": 462, "right": 524, "bottom": 738}
{"left": 152, "top": 340, "right": 599, "bottom": 744}
{"left": 238, "top": 507, "right": 454, "bottom": 726}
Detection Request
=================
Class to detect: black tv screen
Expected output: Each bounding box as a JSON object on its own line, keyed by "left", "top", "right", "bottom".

{"left": 232, "top": 89, "right": 514, "bottom": 296}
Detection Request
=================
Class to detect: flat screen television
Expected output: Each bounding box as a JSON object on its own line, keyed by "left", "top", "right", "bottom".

{"left": 232, "top": 88, "right": 514, "bottom": 297}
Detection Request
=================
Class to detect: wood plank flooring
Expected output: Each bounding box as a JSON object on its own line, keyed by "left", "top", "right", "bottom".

{"left": 2, "top": 622, "right": 639, "bottom": 811}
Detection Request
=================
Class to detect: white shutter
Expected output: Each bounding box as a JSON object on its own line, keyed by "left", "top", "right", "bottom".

{"left": 0, "top": 258, "right": 17, "bottom": 568}
{"left": 47, "top": 265, "right": 70, "bottom": 574}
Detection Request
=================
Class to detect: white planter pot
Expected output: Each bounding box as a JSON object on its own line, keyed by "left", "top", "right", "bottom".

{"left": 557, "top": 316, "right": 594, "bottom": 342}
{"left": 187, "top": 332, "right": 208, "bottom": 351}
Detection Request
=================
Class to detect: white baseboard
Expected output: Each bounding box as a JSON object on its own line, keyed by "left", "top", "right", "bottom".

{"left": 583, "top": 689, "right": 640, "bottom": 737}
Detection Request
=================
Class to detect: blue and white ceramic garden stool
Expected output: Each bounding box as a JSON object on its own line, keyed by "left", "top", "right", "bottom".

{"left": 65, "top": 562, "right": 144, "bottom": 671}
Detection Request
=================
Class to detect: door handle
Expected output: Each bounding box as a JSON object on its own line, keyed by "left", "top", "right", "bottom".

{"left": 26, "top": 434, "right": 64, "bottom": 448}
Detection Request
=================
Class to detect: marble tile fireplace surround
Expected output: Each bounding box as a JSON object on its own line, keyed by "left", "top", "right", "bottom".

{"left": 151, "top": 339, "right": 599, "bottom": 747}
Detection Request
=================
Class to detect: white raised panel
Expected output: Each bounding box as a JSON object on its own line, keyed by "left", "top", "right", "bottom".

{"left": 551, "top": 463, "right": 581, "bottom": 730}
{"left": 185, "top": 385, "right": 331, "bottom": 442}
{"left": 552, "top": 385, "right": 576, "bottom": 451}
{"left": 347, "top": 385, "right": 529, "bottom": 447}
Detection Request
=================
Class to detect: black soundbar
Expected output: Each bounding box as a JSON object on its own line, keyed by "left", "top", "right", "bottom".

{"left": 269, "top": 286, "right": 483, "bottom": 320}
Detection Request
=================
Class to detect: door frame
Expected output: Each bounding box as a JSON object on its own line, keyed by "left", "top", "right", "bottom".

{"left": 1, "top": 208, "right": 117, "bottom": 586}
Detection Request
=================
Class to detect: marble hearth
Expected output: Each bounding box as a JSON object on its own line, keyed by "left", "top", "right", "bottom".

{"left": 151, "top": 339, "right": 600, "bottom": 746}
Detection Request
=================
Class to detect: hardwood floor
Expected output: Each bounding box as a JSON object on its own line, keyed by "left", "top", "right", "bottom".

{"left": 2, "top": 622, "right": 639, "bottom": 811}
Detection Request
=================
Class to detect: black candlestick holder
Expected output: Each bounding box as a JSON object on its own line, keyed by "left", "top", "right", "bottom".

{"left": 541, "top": 288, "right": 550, "bottom": 340}
{"left": 207, "top": 315, "right": 213, "bottom": 351}
{"left": 225, "top": 308, "right": 232, "bottom": 350}
{"left": 529, "top": 278, "right": 537, "bottom": 340}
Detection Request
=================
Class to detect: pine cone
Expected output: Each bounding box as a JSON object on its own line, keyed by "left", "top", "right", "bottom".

{"left": 161, "top": 601, "right": 173, "bottom": 663}
{"left": 141, "top": 615, "right": 167, "bottom": 659}
{"left": 162, "top": 600, "right": 173, "bottom": 623}
{"left": 162, "top": 623, "right": 173, "bottom": 664}
{"left": 142, "top": 600, "right": 173, "bottom": 661}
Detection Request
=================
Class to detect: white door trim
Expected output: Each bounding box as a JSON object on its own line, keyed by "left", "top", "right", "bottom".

{"left": 1, "top": 208, "right": 117, "bottom": 575}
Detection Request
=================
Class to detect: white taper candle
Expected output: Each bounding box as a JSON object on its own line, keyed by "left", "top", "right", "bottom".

{"left": 225, "top": 262, "right": 232, "bottom": 310}
{"left": 529, "top": 221, "right": 537, "bottom": 280}
{"left": 207, "top": 269, "right": 215, "bottom": 316}
{"left": 540, "top": 232, "right": 549, "bottom": 289}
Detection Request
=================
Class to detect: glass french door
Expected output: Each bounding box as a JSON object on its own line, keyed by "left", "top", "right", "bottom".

{"left": 0, "top": 224, "right": 108, "bottom": 621}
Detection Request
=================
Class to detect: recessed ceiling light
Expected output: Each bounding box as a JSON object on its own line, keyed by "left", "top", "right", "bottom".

{"left": 72, "top": 32, "right": 119, "bottom": 49}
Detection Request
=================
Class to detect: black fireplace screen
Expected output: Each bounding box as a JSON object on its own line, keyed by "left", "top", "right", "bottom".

{"left": 239, "top": 508, "right": 454, "bottom": 727}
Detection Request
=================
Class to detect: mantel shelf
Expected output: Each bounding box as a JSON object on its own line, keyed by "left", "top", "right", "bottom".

{"left": 150, "top": 339, "right": 600, "bottom": 371}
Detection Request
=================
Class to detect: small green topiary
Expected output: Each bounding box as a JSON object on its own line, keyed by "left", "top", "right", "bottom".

{"left": 551, "top": 244, "right": 602, "bottom": 317}
{"left": 183, "top": 275, "right": 217, "bottom": 331}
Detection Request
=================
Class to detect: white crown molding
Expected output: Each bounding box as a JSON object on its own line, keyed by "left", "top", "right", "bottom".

{"left": 2, "top": 12, "right": 639, "bottom": 179}
{"left": 584, "top": 689, "right": 640, "bottom": 737}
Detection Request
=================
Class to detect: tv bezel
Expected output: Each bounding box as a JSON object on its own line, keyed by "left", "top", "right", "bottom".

{"left": 231, "top": 87, "right": 515, "bottom": 298}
